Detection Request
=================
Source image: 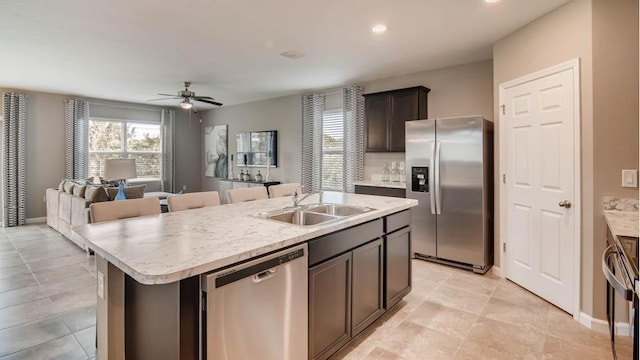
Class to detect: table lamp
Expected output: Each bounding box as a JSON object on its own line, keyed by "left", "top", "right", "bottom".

{"left": 104, "top": 159, "right": 137, "bottom": 201}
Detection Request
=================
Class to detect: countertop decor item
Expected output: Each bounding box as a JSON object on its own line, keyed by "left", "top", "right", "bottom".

{"left": 381, "top": 163, "right": 390, "bottom": 182}
{"left": 255, "top": 171, "right": 263, "bottom": 182}
{"left": 242, "top": 171, "right": 251, "bottom": 181}
{"left": 228, "top": 154, "right": 235, "bottom": 180}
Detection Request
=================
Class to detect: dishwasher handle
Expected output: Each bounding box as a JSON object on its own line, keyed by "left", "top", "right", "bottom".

{"left": 253, "top": 268, "right": 277, "bottom": 283}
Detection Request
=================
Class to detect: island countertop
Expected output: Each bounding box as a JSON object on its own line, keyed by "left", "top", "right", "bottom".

{"left": 72, "top": 192, "right": 418, "bottom": 285}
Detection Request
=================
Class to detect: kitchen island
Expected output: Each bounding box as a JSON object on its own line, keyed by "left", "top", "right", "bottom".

{"left": 72, "top": 192, "right": 417, "bottom": 360}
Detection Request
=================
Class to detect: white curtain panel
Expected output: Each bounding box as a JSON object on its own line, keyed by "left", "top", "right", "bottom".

{"left": 2, "top": 93, "right": 27, "bottom": 226}
{"left": 161, "top": 109, "right": 175, "bottom": 193}
{"left": 64, "top": 99, "right": 90, "bottom": 179}
{"left": 301, "top": 93, "right": 325, "bottom": 193}
{"left": 343, "top": 86, "right": 365, "bottom": 193}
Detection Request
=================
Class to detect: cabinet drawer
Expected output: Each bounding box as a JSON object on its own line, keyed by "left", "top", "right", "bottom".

{"left": 385, "top": 209, "right": 411, "bottom": 234}
{"left": 308, "top": 219, "right": 383, "bottom": 267}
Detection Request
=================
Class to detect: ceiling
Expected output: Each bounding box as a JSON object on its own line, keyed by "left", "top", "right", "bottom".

{"left": 0, "top": 0, "right": 571, "bottom": 109}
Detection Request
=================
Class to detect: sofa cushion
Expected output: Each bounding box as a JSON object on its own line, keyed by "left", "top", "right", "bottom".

{"left": 106, "top": 185, "right": 146, "bottom": 201}
{"left": 85, "top": 186, "right": 110, "bottom": 203}
{"left": 58, "top": 179, "right": 66, "bottom": 192}
{"left": 63, "top": 181, "right": 75, "bottom": 194}
{"left": 73, "top": 185, "right": 87, "bottom": 198}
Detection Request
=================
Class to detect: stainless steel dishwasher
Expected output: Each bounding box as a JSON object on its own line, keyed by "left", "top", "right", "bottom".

{"left": 201, "top": 243, "right": 308, "bottom": 360}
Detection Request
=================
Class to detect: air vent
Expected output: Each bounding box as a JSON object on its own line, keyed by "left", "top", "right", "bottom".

{"left": 280, "top": 51, "right": 305, "bottom": 60}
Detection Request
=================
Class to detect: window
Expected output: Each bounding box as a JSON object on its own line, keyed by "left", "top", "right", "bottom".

{"left": 322, "top": 109, "right": 344, "bottom": 190}
{"left": 88, "top": 119, "right": 162, "bottom": 181}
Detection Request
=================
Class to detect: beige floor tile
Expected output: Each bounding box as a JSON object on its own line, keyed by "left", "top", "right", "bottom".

{"left": 33, "top": 262, "right": 93, "bottom": 284}
{"left": 481, "top": 296, "right": 549, "bottom": 331}
{"left": 546, "top": 308, "right": 610, "bottom": 349}
{"left": 40, "top": 272, "right": 96, "bottom": 297}
{"left": 466, "top": 316, "right": 544, "bottom": 360}
{"left": 0, "top": 315, "right": 70, "bottom": 357}
{"left": 0, "top": 298, "right": 56, "bottom": 330}
{"left": 541, "top": 333, "right": 612, "bottom": 360}
{"left": 399, "top": 322, "right": 461, "bottom": 360}
{"left": 408, "top": 300, "right": 478, "bottom": 340}
{"left": 363, "top": 347, "right": 404, "bottom": 360}
{"left": 0, "top": 286, "right": 48, "bottom": 310}
{"left": 445, "top": 271, "right": 499, "bottom": 297}
{"left": 0, "top": 334, "right": 87, "bottom": 360}
{"left": 26, "top": 254, "right": 90, "bottom": 273}
{"left": 376, "top": 320, "right": 427, "bottom": 355}
{"left": 427, "top": 284, "right": 489, "bottom": 314}
{"left": 453, "top": 339, "right": 517, "bottom": 360}
{"left": 491, "top": 280, "right": 550, "bottom": 308}
{"left": 49, "top": 287, "right": 96, "bottom": 313}
{"left": 0, "top": 264, "right": 31, "bottom": 280}
{"left": 73, "top": 326, "right": 96, "bottom": 357}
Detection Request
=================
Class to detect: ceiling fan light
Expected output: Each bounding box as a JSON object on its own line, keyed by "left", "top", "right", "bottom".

{"left": 180, "top": 99, "right": 193, "bottom": 109}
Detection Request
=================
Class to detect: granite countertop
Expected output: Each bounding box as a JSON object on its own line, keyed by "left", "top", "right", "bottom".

{"left": 602, "top": 196, "right": 639, "bottom": 238}
{"left": 603, "top": 211, "right": 639, "bottom": 238}
{"left": 353, "top": 181, "right": 407, "bottom": 189}
{"left": 72, "top": 192, "right": 417, "bottom": 285}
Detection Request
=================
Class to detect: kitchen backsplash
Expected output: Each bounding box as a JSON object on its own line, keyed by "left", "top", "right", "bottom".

{"left": 363, "top": 153, "right": 405, "bottom": 180}
{"left": 602, "top": 196, "right": 639, "bottom": 212}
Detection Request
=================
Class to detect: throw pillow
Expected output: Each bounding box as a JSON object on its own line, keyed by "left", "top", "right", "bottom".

{"left": 85, "top": 186, "right": 109, "bottom": 203}
{"left": 63, "top": 181, "right": 75, "bottom": 194}
{"left": 58, "top": 179, "right": 66, "bottom": 192}
{"left": 73, "top": 185, "right": 87, "bottom": 198}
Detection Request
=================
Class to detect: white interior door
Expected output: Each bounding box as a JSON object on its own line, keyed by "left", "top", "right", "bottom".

{"left": 503, "top": 66, "right": 577, "bottom": 314}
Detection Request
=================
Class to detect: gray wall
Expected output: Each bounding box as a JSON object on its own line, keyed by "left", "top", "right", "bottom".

{"left": 0, "top": 88, "right": 202, "bottom": 219}
{"left": 493, "top": 0, "right": 639, "bottom": 320}
{"left": 199, "top": 59, "right": 494, "bottom": 190}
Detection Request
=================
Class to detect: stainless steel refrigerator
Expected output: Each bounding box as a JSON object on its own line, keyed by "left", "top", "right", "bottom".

{"left": 405, "top": 116, "right": 493, "bottom": 274}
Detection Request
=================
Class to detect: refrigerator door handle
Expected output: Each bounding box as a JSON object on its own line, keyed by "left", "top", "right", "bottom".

{"left": 429, "top": 141, "right": 436, "bottom": 214}
{"left": 434, "top": 140, "right": 442, "bottom": 215}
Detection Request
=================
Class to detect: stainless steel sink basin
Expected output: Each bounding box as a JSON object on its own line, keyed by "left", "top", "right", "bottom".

{"left": 305, "top": 204, "right": 373, "bottom": 217}
{"left": 266, "top": 210, "right": 340, "bottom": 226}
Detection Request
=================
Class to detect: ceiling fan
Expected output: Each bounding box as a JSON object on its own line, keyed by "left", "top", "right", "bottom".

{"left": 148, "top": 82, "right": 223, "bottom": 109}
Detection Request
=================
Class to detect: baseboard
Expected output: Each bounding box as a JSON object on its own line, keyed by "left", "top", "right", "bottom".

{"left": 492, "top": 266, "right": 504, "bottom": 278}
{"left": 26, "top": 217, "right": 46, "bottom": 224}
{"left": 578, "top": 311, "right": 631, "bottom": 336}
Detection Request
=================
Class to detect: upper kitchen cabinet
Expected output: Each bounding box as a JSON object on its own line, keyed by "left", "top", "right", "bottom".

{"left": 364, "top": 86, "right": 430, "bottom": 152}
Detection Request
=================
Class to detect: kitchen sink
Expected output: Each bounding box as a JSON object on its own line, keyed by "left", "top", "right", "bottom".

{"left": 305, "top": 204, "right": 373, "bottom": 217}
{"left": 260, "top": 203, "right": 376, "bottom": 226}
{"left": 266, "top": 210, "right": 340, "bottom": 226}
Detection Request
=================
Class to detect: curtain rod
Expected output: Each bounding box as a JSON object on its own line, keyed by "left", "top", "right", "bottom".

{"left": 88, "top": 101, "right": 167, "bottom": 113}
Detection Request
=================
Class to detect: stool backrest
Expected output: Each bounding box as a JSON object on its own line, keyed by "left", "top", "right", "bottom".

{"left": 167, "top": 191, "right": 221, "bottom": 212}
{"left": 268, "top": 183, "right": 301, "bottom": 198}
{"left": 226, "top": 187, "right": 269, "bottom": 204}
{"left": 89, "top": 197, "right": 160, "bottom": 223}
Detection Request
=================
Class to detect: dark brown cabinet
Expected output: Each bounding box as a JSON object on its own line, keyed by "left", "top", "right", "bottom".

{"left": 364, "top": 86, "right": 430, "bottom": 152}
{"left": 309, "top": 253, "right": 352, "bottom": 360}
{"left": 385, "top": 227, "right": 411, "bottom": 309}
{"left": 351, "top": 238, "right": 384, "bottom": 336}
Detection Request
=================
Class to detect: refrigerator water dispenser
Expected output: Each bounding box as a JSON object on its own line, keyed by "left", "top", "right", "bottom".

{"left": 411, "top": 167, "right": 429, "bottom": 192}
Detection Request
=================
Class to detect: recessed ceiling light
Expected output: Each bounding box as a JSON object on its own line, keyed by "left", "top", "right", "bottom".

{"left": 485, "top": 0, "right": 500, "bottom": 3}
{"left": 372, "top": 24, "right": 387, "bottom": 34}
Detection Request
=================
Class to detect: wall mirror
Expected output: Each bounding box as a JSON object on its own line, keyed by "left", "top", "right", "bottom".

{"left": 236, "top": 130, "right": 277, "bottom": 167}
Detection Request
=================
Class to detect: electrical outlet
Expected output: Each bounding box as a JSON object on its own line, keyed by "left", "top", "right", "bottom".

{"left": 621, "top": 169, "right": 638, "bottom": 188}
{"left": 182, "top": 185, "right": 187, "bottom": 191}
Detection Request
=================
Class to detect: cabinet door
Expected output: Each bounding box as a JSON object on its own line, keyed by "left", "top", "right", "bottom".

{"left": 385, "top": 227, "right": 412, "bottom": 309}
{"left": 389, "top": 91, "right": 420, "bottom": 152}
{"left": 351, "top": 238, "right": 384, "bottom": 336}
{"left": 309, "top": 253, "right": 352, "bottom": 360}
{"left": 365, "top": 95, "right": 389, "bottom": 152}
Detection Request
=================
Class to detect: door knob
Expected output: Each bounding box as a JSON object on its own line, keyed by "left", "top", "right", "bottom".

{"left": 558, "top": 200, "right": 572, "bottom": 208}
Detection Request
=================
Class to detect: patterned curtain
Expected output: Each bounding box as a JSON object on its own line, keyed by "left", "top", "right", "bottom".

{"left": 2, "top": 93, "right": 27, "bottom": 226}
{"left": 64, "top": 99, "right": 89, "bottom": 179}
{"left": 161, "top": 109, "right": 175, "bottom": 193}
{"left": 301, "top": 93, "right": 324, "bottom": 193}
{"left": 343, "top": 86, "right": 365, "bottom": 193}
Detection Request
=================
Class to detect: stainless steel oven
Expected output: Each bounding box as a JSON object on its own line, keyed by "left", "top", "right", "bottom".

{"left": 602, "top": 232, "right": 638, "bottom": 359}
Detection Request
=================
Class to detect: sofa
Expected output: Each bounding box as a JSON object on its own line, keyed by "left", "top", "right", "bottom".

{"left": 46, "top": 179, "right": 146, "bottom": 250}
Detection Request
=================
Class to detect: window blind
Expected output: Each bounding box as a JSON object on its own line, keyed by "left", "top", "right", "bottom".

{"left": 322, "top": 110, "right": 344, "bottom": 191}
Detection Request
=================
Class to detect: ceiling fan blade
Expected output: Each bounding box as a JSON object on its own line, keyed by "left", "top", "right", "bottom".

{"left": 147, "top": 97, "right": 181, "bottom": 101}
{"left": 193, "top": 96, "right": 215, "bottom": 100}
{"left": 195, "top": 98, "right": 223, "bottom": 106}
{"left": 157, "top": 93, "right": 178, "bottom": 97}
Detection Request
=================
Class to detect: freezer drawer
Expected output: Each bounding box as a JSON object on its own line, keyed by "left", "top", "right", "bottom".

{"left": 202, "top": 244, "right": 308, "bottom": 360}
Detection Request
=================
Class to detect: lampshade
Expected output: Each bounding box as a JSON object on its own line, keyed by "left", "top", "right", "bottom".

{"left": 104, "top": 159, "right": 137, "bottom": 180}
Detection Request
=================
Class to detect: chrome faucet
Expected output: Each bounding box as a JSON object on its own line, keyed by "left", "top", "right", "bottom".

{"left": 292, "top": 187, "right": 322, "bottom": 208}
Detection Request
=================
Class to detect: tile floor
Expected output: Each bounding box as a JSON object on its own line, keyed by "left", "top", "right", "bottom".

{"left": 0, "top": 224, "right": 631, "bottom": 359}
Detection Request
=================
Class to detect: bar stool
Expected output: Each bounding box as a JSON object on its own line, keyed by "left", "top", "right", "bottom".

{"left": 89, "top": 197, "right": 161, "bottom": 223}
{"left": 268, "top": 183, "right": 301, "bottom": 198}
{"left": 167, "top": 191, "right": 221, "bottom": 212}
{"left": 226, "top": 187, "right": 269, "bottom": 204}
